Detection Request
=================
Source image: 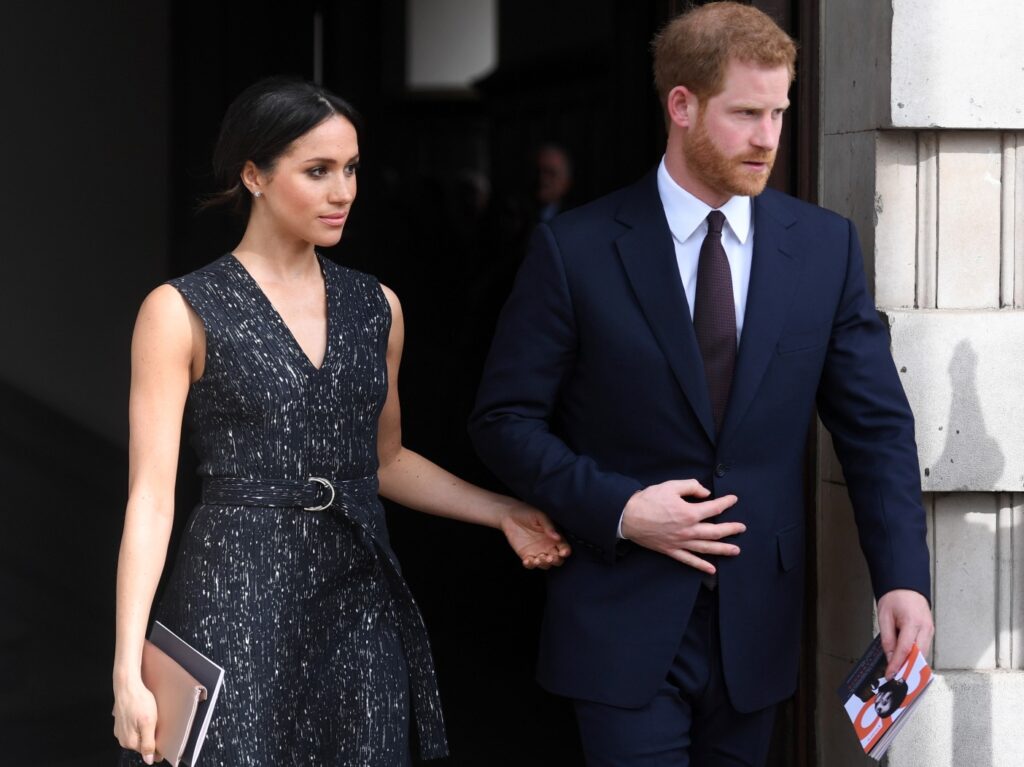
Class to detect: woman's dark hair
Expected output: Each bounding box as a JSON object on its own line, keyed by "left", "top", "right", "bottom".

{"left": 203, "top": 77, "right": 362, "bottom": 215}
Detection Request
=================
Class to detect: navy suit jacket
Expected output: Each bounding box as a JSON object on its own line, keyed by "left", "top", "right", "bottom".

{"left": 468, "top": 170, "right": 930, "bottom": 713}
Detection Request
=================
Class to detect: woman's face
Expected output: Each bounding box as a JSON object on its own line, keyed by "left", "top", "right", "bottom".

{"left": 249, "top": 115, "right": 360, "bottom": 247}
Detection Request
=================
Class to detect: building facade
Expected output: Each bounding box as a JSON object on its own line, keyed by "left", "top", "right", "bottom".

{"left": 817, "top": 1, "right": 1024, "bottom": 764}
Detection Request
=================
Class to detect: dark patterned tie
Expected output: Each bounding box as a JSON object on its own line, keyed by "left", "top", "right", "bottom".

{"left": 693, "top": 210, "right": 736, "bottom": 432}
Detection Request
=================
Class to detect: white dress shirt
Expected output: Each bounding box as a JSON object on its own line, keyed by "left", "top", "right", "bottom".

{"left": 656, "top": 156, "right": 753, "bottom": 341}
{"left": 618, "top": 158, "right": 755, "bottom": 539}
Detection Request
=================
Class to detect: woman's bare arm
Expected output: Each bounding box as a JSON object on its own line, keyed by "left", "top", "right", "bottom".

{"left": 112, "top": 285, "right": 200, "bottom": 763}
{"left": 374, "top": 285, "right": 569, "bottom": 568}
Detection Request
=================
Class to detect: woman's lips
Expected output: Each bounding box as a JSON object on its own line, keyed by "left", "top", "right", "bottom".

{"left": 319, "top": 213, "right": 347, "bottom": 226}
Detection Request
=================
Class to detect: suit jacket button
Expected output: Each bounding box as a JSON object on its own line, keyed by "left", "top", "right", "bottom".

{"left": 715, "top": 463, "right": 727, "bottom": 477}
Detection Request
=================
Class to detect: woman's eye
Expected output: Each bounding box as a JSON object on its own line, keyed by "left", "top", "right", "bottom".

{"left": 307, "top": 166, "right": 328, "bottom": 178}
{"left": 344, "top": 162, "right": 360, "bottom": 177}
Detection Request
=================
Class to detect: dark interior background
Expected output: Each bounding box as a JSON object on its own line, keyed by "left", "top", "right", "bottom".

{"left": 0, "top": 1, "right": 816, "bottom": 764}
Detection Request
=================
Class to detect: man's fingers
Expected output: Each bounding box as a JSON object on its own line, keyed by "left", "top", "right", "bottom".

{"left": 691, "top": 494, "right": 739, "bottom": 520}
{"left": 667, "top": 479, "right": 711, "bottom": 498}
{"left": 920, "top": 624, "right": 935, "bottom": 658}
{"left": 679, "top": 539, "right": 741, "bottom": 557}
{"left": 877, "top": 606, "right": 900, "bottom": 676}
{"left": 688, "top": 520, "right": 746, "bottom": 541}
{"left": 667, "top": 548, "right": 716, "bottom": 574}
{"left": 878, "top": 607, "right": 897, "bottom": 656}
{"left": 885, "top": 628, "right": 917, "bottom": 679}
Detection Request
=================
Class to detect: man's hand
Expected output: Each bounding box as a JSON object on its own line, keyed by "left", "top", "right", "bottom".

{"left": 620, "top": 479, "right": 743, "bottom": 573}
{"left": 878, "top": 589, "right": 934, "bottom": 678}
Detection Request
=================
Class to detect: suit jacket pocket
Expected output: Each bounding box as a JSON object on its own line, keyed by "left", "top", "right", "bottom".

{"left": 777, "top": 524, "right": 804, "bottom": 572}
{"left": 776, "top": 323, "right": 830, "bottom": 355}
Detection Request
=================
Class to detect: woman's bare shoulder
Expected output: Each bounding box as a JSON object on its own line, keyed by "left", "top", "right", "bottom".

{"left": 133, "top": 284, "right": 202, "bottom": 355}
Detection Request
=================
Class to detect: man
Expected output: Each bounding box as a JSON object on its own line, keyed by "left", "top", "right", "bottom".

{"left": 469, "top": 3, "right": 933, "bottom": 766}
{"left": 534, "top": 142, "right": 574, "bottom": 222}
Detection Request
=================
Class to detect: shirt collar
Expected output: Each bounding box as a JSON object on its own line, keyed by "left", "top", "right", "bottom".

{"left": 656, "top": 156, "right": 752, "bottom": 245}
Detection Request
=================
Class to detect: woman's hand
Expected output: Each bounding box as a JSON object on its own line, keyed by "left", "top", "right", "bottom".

{"left": 500, "top": 506, "right": 572, "bottom": 569}
{"left": 113, "top": 678, "right": 161, "bottom": 765}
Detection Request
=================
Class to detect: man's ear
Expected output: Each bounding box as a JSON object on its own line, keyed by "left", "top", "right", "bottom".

{"left": 666, "top": 85, "right": 699, "bottom": 130}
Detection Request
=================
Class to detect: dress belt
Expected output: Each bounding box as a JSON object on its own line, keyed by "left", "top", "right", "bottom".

{"left": 201, "top": 475, "right": 448, "bottom": 760}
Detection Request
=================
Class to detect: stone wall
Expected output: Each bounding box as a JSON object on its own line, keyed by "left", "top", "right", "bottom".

{"left": 817, "top": 2, "right": 1024, "bottom": 765}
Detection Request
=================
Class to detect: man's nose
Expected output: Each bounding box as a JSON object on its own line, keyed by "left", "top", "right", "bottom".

{"left": 752, "top": 115, "right": 781, "bottom": 150}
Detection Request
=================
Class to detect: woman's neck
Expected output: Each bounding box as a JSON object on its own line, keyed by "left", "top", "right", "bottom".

{"left": 233, "top": 217, "right": 319, "bottom": 281}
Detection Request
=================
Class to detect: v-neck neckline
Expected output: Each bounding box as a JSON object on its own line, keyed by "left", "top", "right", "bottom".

{"left": 226, "top": 252, "right": 332, "bottom": 374}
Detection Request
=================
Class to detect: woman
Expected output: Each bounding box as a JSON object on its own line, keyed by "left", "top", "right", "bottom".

{"left": 112, "top": 78, "right": 569, "bottom": 766}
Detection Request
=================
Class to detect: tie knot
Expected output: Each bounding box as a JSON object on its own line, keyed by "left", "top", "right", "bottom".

{"left": 706, "top": 210, "right": 725, "bottom": 236}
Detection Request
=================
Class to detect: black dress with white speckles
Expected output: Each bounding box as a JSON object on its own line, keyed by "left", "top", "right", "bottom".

{"left": 120, "top": 254, "right": 446, "bottom": 766}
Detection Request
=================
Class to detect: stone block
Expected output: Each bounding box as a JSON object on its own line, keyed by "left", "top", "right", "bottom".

{"left": 874, "top": 132, "right": 919, "bottom": 308}
{"left": 891, "top": 0, "right": 1024, "bottom": 129}
{"left": 885, "top": 670, "right": 1024, "bottom": 767}
{"left": 936, "top": 133, "right": 1002, "bottom": 308}
{"left": 885, "top": 309, "right": 1024, "bottom": 492}
{"left": 933, "top": 494, "right": 998, "bottom": 669}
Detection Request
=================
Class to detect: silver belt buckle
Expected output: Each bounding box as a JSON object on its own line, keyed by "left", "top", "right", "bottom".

{"left": 304, "top": 476, "right": 336, "bottom": 511}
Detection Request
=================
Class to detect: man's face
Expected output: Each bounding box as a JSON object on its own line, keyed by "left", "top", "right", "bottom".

{"left": 536, "top": 147, "right": 571, "bottom": 205}
{"left": 874, "top": 690, "right": 894, "bottom": 716}
{"left": 679, "top": 59, "right": 790, "bottom": 206}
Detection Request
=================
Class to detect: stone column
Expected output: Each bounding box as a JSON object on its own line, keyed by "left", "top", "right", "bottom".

{"left": 816, "top": 2, "right": 1024, "bottom": 765}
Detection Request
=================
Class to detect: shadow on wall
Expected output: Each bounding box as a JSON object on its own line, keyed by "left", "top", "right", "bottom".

{"left": 936, "top": 340, "right": 1004, "bottom": 767}
{"left": 929, "top": 339, "right": 1005, "bottom": 490}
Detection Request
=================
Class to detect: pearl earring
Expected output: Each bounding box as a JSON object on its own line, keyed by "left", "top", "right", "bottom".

{"left": 253, "top": 190, "right": 262, "bottom": 199}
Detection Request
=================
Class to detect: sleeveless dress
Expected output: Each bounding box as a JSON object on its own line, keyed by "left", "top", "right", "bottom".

{"left": 120, "top": 254, "right": 446, "bottom": 766}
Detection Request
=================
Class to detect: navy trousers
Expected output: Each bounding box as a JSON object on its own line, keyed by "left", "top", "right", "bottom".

{"left": 574, "top": 587, "right": 777, "bottom": 766}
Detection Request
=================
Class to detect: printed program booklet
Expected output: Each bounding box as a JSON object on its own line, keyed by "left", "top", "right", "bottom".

{"left": 837, "top": 635, "right": 933, "bottom": 760}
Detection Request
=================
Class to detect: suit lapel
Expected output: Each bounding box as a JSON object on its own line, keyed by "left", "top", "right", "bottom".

{"left": 615, "top": 172, "right": 716, "bottom": 444}
{"left": 719, "top": 192, "right": 800, "bottom": 446}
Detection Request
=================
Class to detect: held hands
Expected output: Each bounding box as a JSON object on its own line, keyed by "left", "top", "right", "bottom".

{"left": 620, "top": 479, "right": 744, "bottom": 573}
{"left": 878, "top": 589, "right": 934, "bottom": 678}
{"left": 500, "top": 505, "right": 572, "bottom": 569}
{"left": 113, "top": 678, "right": 161, "bottom": 764}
